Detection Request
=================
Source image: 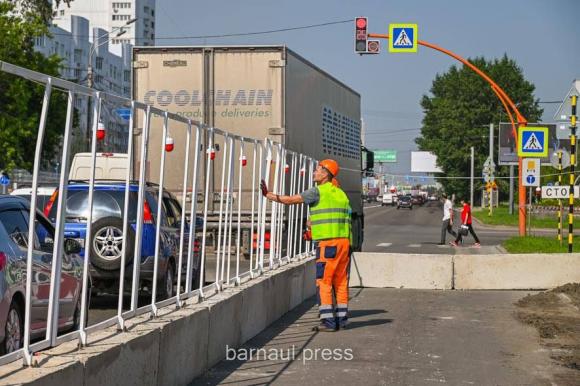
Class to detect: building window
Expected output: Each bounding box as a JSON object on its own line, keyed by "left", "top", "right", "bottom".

{"left": 151, "top": 21, "right": 155, "bottom": 28}
{"left": 73, "top": 49, "right": 82, "bottom": 63}
{"left": 96, "top": 56, "right": 103, "bottom": 70}
{"left": 151, "top": 33, "right": 155, "bottom": 40}
{"left": 74, "top": 68, "right": 82, "bottom": 80}
{"left": 112, "top": 14, "right": 131, "bottom": 21}
{"left": 124, "top": 70, "right": 130, "bottom": 82}
{"left": 151, "top": 9, "right": 154, "bottom": 16}
{"left": 60, "top": 10, "right": 64, "bottom": 16}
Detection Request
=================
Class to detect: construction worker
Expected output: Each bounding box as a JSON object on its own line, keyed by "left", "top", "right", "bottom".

{"left": 260, "top": 159, "right": 352, "bottom": 332}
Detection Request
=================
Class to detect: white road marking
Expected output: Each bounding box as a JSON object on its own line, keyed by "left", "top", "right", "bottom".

{"left": 364, "top": 205, "right": 382, "bottom": 210}
{"left": 408, "top": 244, "right": 421, "bottom": 248}
{"left": 376, "top": 243, "right": 392, "bottom": 247}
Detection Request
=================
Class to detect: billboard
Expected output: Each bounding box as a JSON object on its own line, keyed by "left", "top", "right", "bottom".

{"left": 374, "top": 150, "right": 397, "bottom": 163}
{"left": 498, "top": 123, "right": 572, "bottom": 165}
{"left": 411, "top": 151, "right": 443, "bottom": 173}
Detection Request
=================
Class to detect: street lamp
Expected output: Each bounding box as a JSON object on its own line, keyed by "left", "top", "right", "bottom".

{"left": 85, "top": 18, "right": 137, "bottom": 146}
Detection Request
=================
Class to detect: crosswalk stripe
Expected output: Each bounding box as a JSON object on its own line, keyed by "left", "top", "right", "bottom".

{"left": 376, "top": 243, "right": 392, "bottom": 247}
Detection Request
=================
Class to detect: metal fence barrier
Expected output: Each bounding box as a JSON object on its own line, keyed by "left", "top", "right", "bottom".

{"left": 0, "top": 60, "right": 315, "bottom": 367}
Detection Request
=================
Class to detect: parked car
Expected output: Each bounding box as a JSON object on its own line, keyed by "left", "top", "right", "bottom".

{"left": 10, "top": 186, "right": 56, "bottom": 213}
{"left": 382, "top": 193, "right": 395, "bottom": 206}
{"left": 0, "top": 195, "right": 84, "bottom": 354}
{"left": 397, "top": 195, "right": 413, "bottom": 210}
{"left": 45, "top": 181, "right": 202, "bottom": 299}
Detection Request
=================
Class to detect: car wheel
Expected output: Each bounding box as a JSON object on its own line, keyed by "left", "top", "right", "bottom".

{"left": 1, "top": 300, "right": 23, "bottom": 355}
{"left": 160, "top": 262, "right": 175, "bottom": 300}
{"left": 90, "top": 217, "right": 136, "bottom": 271}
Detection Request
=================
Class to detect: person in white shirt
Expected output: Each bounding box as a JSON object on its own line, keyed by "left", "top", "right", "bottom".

{"left": 439, "top": 193, "right": 457, "bottom": 245}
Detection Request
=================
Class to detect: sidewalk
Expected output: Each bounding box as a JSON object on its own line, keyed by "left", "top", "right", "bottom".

{"left": 192, "top": 288, "right": 576, "bottom": 385}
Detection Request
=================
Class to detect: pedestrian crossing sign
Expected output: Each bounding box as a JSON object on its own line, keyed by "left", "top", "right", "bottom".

{"left": 517, "top": 126, "right": 548, "bottom": 157}
{"left": 389, "top": 24, "right": 418, "bottom": 53}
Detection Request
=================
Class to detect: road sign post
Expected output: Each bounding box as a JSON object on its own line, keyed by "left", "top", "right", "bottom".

{"left": 556, "top": 151, "right": 563, "bottom": 241}
{"left": 568, "top": 95, "right": 577, "bottom": 253}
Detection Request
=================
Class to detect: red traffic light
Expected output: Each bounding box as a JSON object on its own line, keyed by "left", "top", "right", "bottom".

{"left": 356, "top": 18, "right": 367, "bottom": 29}
{"left": 354, "top": 17, "right": 368, "bottom": 54}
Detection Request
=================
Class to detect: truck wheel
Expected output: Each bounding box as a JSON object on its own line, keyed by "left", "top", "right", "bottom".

{"left": 90, "top": 217, "right": 135, "bottom": 271}
{"left": 159, "top": 261, "right": 175, "bottom": 300}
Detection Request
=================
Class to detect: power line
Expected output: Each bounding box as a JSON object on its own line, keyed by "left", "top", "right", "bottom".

{"left": 46, "top": 19, "right": 352, "bottom": 40}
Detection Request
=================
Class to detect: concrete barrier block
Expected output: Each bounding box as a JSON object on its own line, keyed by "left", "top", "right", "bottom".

{"left": 289, "top": 264, "right": 305, "bottom": 309}
{"left": 266, "top": 267, "right": 292, "bottom": 323}
{"left": 350, "top": 253, "right": 453, "bottom": 289}
{"left": 82, "top": 328, "right": 161, "bottom": 386}
{"left": 157, "top": 306, "right": 210, "bottom": 386}
{"left": 302, "top": 258, "right": 316, "bottom": 298}
{"left": 240, "top": 275, "right": 269, "bottom": 343}
{"left": 0, "top": 347, "right": 82, "bottom": 386}
{"left": 206, "top": 289, "right": 243, "bottom": 368}
{"left": 454, "top": 253, "right": 580, "bottom": 289}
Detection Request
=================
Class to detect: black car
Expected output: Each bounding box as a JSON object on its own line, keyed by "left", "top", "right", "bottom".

{"left": 397, "top": 195, "right": 413, "bottom": 210}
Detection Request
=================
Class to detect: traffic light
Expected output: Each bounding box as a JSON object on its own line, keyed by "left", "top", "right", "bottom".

{"left": 354, "top": 17, "right": 368, "bottom": 54}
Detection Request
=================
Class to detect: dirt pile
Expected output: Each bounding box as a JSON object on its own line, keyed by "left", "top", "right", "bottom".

{"left": 516, "top": 283, "right": 580, "bottom": 384}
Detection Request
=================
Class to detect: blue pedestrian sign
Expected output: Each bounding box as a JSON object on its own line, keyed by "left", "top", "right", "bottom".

{"left": 115, "top": 108, "right": 132, "bottom": 121}
{"left": 389, "top": 24, "right": 418, "bottom": 53}
{"left": 526, "top": 175, "right": 536, "bottom": 185}
{"left": 518, "top": 127, "right": 548, "bottom": 157}
{"left": 0, "top": 174, "right": 10, "bottom": 186}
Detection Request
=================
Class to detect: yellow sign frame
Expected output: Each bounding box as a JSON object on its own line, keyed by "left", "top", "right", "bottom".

{"left": 517, "top": 126, "right": 549, "bottom": 158}
{"left": 388, "top": 23, "right": 418, "bottom": 53}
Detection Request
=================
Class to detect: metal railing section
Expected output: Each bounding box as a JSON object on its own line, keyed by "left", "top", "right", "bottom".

{"left": 0, "top": 60, "right": 316, "bottom": 367}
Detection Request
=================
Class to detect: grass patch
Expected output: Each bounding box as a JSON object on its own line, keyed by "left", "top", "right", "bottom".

{"left": 503, "top": 235, "right": 574, "bottom": 253}
{"left": 472, "top": 206, "right": 574, "bottom": 229}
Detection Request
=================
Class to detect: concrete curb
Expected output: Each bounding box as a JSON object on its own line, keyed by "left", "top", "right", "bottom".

{"left": 0, "top": 256, "right": 316, "bottom": 386}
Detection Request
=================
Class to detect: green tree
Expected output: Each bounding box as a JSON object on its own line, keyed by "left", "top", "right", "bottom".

{"left": 415, "top": 55, "right": 543, "bottom": 202}
{"left": 0, "top": 1, "right": 70, "bottom": 171}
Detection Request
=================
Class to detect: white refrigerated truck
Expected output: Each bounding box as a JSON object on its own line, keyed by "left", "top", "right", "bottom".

{"left": 132, "top": 45, "right": 367, "bottom": 253}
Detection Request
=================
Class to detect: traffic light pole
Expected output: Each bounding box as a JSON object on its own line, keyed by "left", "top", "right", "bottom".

{"left": 367, "top": 32, "right": 528, "bottom": 235}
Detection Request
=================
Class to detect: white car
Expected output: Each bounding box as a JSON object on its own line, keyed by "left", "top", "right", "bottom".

{"left": 10, "top": 186, "right": 56, "bottom": 214}
{"left": 382, "top": 193, "right": 395, "bottom": 206}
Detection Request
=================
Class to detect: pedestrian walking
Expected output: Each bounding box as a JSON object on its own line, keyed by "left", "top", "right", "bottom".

{"left": 260, "top": 159, "right": 351, "bottom": 332}
{"left": 439, "top": 193, "right": 457, "bottom": 245}
{"left": 450, "top": 199, "right": 481, "bottom": 247}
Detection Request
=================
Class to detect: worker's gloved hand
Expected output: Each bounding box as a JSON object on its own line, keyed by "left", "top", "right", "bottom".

{"left": 260, "top": 180, "right": 268, "bottom": 197}
{"left": 303, "top": 229, "right": 312, "bottom": 241}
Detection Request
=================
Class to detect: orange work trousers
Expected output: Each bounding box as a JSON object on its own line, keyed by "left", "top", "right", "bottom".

{"left": 315, "top": 238, "right": 350, "bottom": 321}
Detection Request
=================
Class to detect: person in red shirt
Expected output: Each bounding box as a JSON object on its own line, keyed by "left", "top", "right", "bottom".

{"left": 450, "top": 199, "right": 480, "bottom": 247}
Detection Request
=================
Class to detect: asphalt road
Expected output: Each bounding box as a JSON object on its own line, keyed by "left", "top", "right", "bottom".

{"left": 362, "top": 201, "right": 518, "bottom": 254}
{"left": 194, "top": 288, "right": 571, "bottom": 385}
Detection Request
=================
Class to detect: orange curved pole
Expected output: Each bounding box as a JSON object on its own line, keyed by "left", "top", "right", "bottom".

{"left": 368, "top": 33, "right": 528, "bottom": 235}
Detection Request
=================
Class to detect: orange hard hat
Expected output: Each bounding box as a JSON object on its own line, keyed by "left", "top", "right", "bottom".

{"left": 319, "top": 159, "right": 339, "bottom": 177}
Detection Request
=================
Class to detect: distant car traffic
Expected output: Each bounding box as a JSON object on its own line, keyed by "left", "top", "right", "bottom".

{"left": 382, "top": 193, "right": 395, "bottom": 206}
{"left": 0, "top": 195, "right": 84, "bottom": 354}
{"left": 45, "top": 180, "right": 202, "bottom": 299}
{"left": 411, "top": 195, "right": 424, "bottom": 206}
{"left": 397, "top": 195, "right": 413, "bottom": 210}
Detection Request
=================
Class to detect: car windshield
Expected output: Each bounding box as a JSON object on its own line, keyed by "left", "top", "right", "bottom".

{"left": 48, "top": 189, "right": 138, "bottom": 223}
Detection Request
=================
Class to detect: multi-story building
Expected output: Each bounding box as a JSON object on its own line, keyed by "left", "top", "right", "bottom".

{"left": 34, "top": 14, "right": 132, "bottom": 153}
{"left": 53, "top": 0, "right": 156, "bottom": 56}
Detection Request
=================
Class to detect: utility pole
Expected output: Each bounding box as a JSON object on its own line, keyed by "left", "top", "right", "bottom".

{"left": 470, "top": 146, "right": 474, "bottom": 207}
{"left": 509, "top": 165, "right": 514, "bottom": 214}
{"left": 489, "top": 123, "right": 494, "bottom": 209}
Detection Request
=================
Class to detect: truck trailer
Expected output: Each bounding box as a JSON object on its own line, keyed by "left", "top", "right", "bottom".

{"left": 132, "top": 45, "right": 366, "bottom": 253}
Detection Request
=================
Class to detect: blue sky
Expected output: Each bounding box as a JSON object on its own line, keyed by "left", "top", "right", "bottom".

{"left": 155, "top": 0, "right": 580, "bottom": 174}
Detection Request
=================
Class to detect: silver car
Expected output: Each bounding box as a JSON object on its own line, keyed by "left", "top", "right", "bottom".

{"left": 0, "top": 196, "right": 84, "bottom": 354}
